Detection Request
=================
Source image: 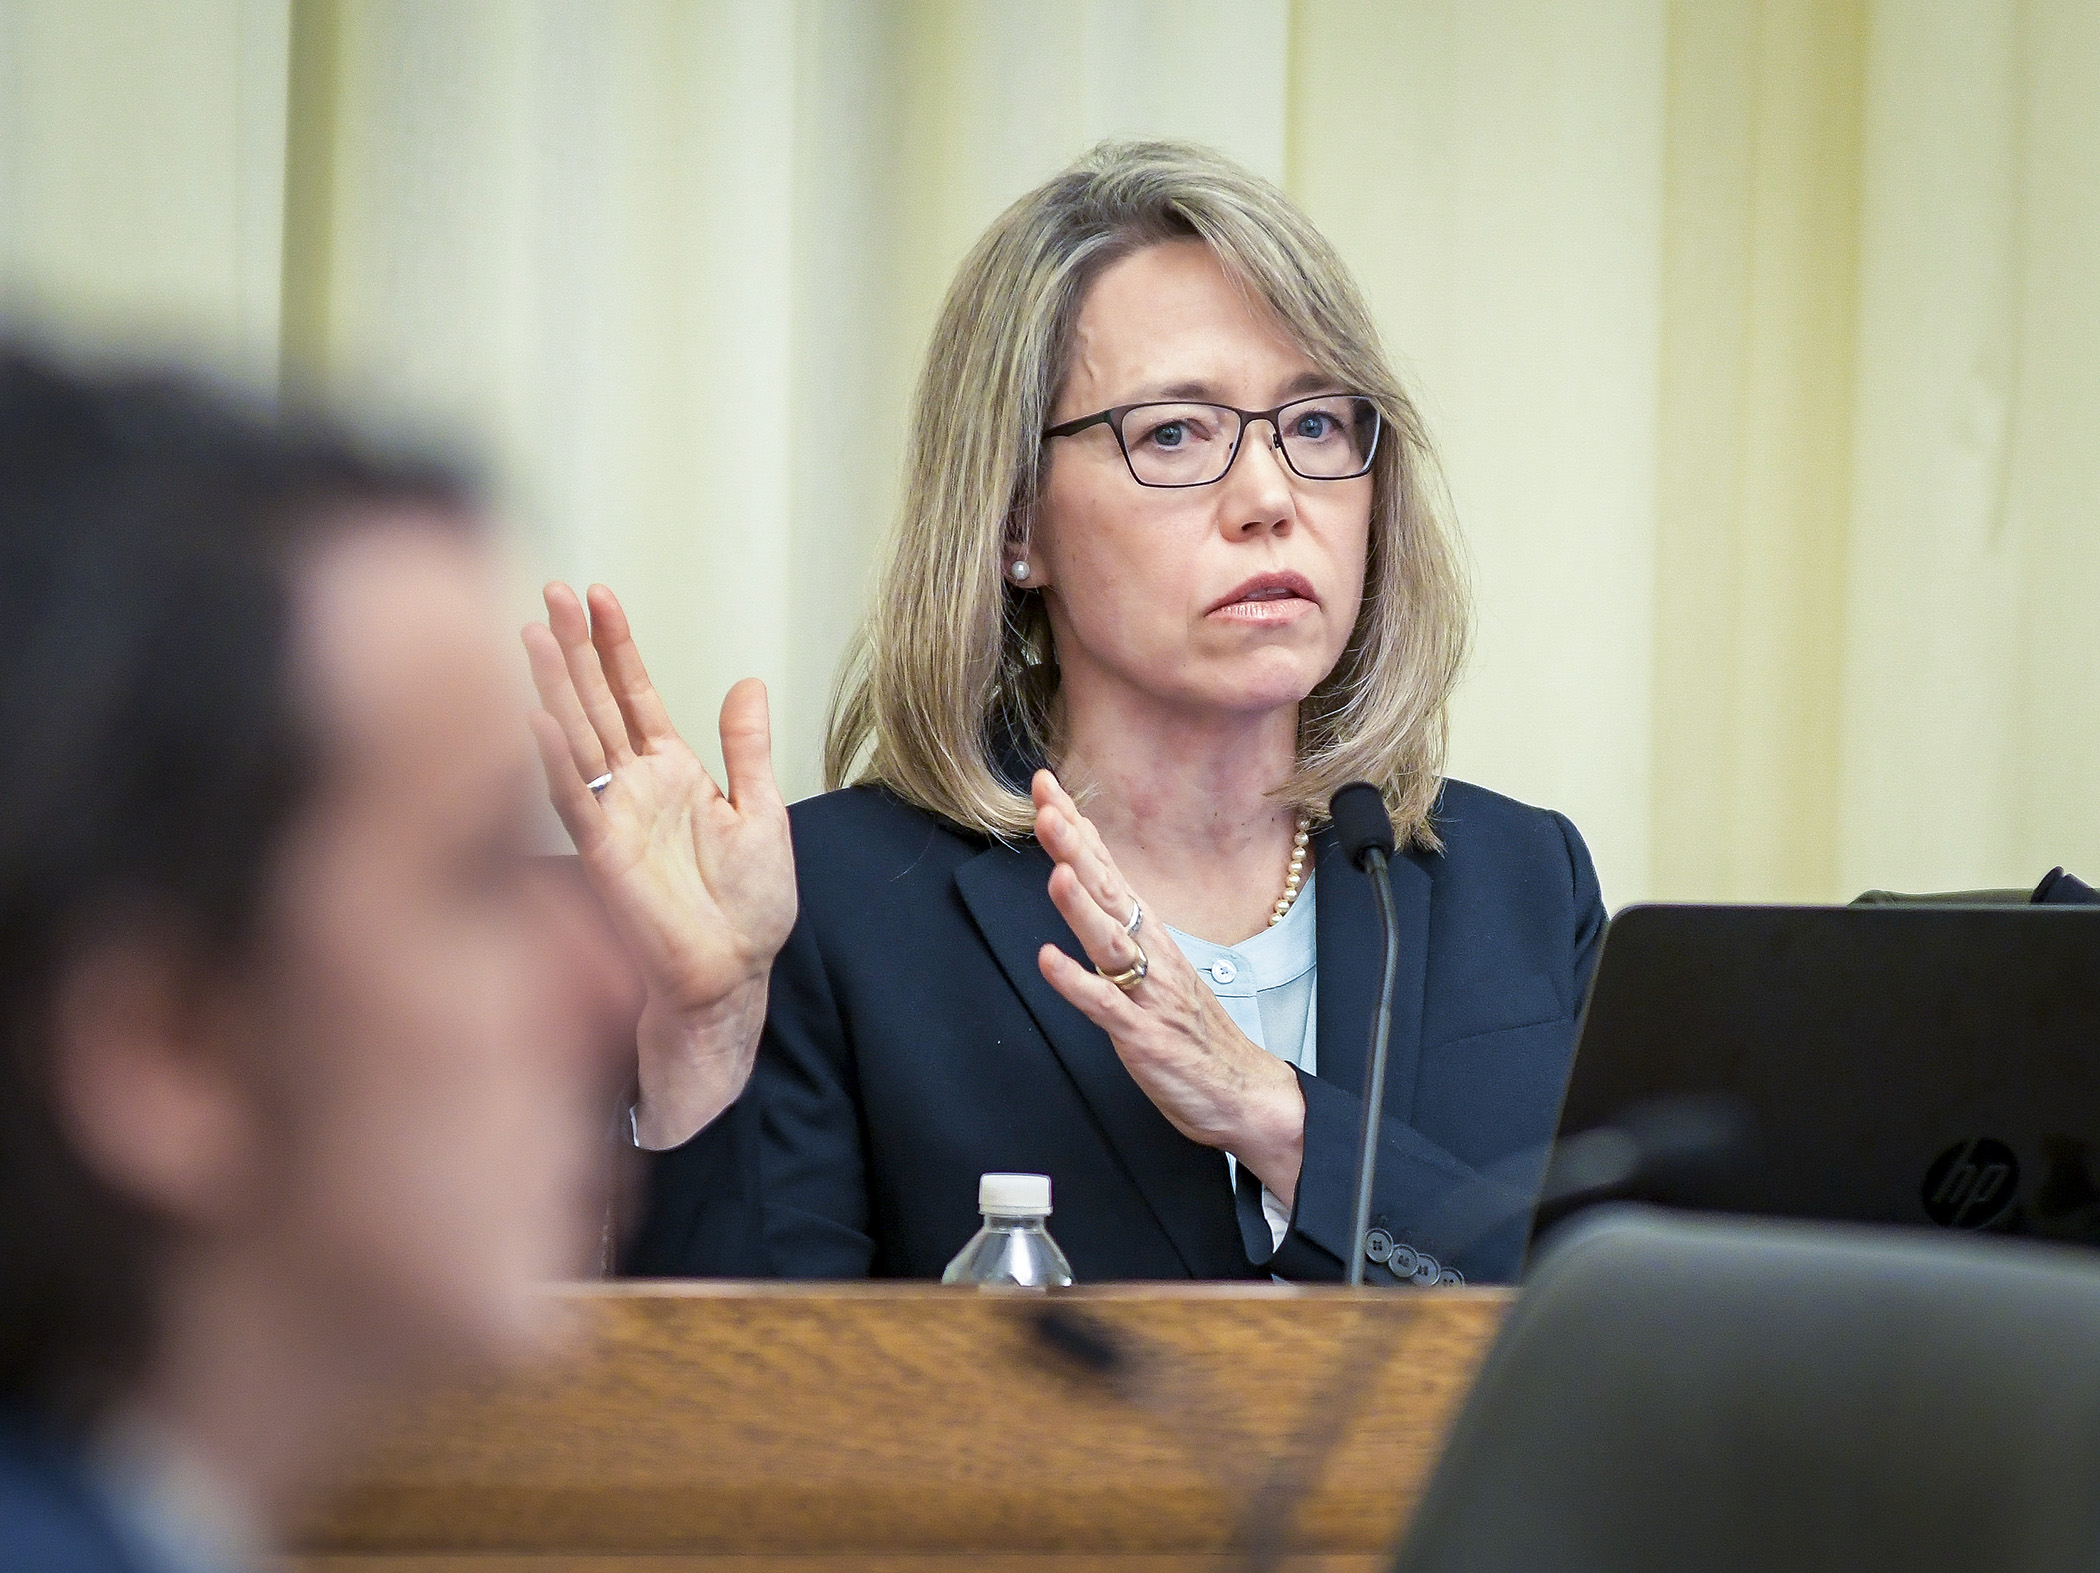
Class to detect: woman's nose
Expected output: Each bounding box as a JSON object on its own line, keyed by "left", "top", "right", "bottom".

{"left": 1220, "top": 419, "right": 1297, "bottom": 535}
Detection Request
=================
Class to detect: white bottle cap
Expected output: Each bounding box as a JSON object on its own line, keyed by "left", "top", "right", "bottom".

{"left": 979, "top": 1172, "right": 1052, "bottom": 1216}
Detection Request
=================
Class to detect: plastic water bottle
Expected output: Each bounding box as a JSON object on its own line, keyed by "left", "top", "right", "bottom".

{"left": 941, "top": 1173, "right": 1074, "bottom": 1287}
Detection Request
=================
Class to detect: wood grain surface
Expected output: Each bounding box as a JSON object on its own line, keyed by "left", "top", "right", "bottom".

{"left": 286, "top": 1282, "right": 1511, "bottom": 1571}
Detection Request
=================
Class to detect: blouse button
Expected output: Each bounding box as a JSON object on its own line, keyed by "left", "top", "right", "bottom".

{"left": 1209, "top": 959, "right": 1238, "bottom": 985}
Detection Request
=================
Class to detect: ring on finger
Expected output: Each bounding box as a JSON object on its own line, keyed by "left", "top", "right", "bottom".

{"left": 1122, "top": 898, "right": 1143, "bottom": 938}
{"left": 586, "top": 772, "right": 614, "bottom": 796}
{"left": 1100, "top": 938, "right": 1148, "bottom": 992}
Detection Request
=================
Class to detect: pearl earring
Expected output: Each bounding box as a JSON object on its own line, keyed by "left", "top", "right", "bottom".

{"left": 1009, "top": 560, "right": 1030, "bottom": 582}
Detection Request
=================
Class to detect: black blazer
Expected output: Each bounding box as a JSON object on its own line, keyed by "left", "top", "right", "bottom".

{"left": 627, "top": 777, "right": 1606, "bottom": 1284}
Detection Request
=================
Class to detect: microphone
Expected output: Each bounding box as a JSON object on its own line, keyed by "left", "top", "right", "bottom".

{"left": 1330, "top": 782, "right": 1396, "bottom": 870}
{"left": 1330, "top": 782, "right": 1400, "bottom": 1287}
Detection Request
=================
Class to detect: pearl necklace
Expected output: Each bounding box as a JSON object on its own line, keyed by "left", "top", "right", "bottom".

{"left": 1269, "top": 812, "right": 1313, "bottom": 926}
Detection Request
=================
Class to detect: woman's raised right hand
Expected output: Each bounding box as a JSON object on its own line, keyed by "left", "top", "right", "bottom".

{"left": 524, "top": 582, "right": 797, "bottom": 1148}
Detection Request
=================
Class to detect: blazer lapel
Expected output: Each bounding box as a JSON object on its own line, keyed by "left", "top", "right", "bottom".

{"left": 953, "top": 840, "right": 1239, "bottom": 1277}
{"left": 1313, "top": 826, "right": 1434, "bottom": 1123}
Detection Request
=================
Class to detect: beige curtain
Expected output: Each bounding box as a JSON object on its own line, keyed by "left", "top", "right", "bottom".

{"left": 2, "top": 0, "right": 2092, "bottom": 905}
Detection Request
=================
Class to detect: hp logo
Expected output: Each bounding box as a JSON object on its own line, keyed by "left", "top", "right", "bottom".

{"left": 1922, "top": 1138, "right": 2020, "bottom": 1229}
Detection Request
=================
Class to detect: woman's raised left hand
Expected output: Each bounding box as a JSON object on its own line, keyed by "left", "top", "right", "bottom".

{"left": 1030, "top": 769, "right": 1306, "bottom": 1205}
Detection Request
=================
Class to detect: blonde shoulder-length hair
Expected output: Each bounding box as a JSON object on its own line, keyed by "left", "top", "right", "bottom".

{"left": 824, "top": 139, "right": 1469, "bottom": 849}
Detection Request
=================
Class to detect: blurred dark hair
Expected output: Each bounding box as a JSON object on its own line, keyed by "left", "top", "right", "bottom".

{"left": 0, "top": 345, "right": 478, "bottom": 1428}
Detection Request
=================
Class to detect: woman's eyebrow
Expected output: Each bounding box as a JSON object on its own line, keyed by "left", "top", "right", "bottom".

{"left": 1124, "top": 379, "right": 1223, "bottom": 403}
{"left": 1121, "top": 371, "right": 1347, "bottom": 406}
{"left": 1278, "top": 369, "right": 1342, "bottom": 399}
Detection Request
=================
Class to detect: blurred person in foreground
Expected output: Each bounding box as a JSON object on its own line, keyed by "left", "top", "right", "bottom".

{"left": 0, "top": 348, "right": 637, "bottom": 1572}
{"left": 533, "top": 140, "right": 1604, "bottom": 1284}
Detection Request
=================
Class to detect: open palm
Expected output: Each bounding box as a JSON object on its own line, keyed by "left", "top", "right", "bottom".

{"left": 524, "top": 583, "right": 796, "bottom": 1138}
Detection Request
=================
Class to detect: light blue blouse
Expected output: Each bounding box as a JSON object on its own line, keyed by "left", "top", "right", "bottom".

{"left": 1167, "top": 870, "right": 1318, "bottom": 1248}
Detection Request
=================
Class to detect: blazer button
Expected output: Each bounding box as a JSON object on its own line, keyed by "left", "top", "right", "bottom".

{"left": 1386, "top": 1243, "right": 1420, "bottom": 1280}
{"left": 1437, "top": 1266, "right": 1466, "bottom": 1287}
{"left": 1409, "top": 1253, "right": 1443, "bottom": 1287}
{"left": 1364, "top": 1228, "right": 1395, "bottom": 1264}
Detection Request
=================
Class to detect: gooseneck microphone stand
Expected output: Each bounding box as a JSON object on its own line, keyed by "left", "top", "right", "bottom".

{"left": 1329, "top": 783, "right": 1400, "bottom": 1287}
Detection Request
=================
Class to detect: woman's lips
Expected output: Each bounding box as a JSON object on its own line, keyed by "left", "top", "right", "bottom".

{"left": 1207, "top": 571, "right": 1319, "bottom": 623}
{"left": 1210, "top": 596, "right": 1314, "bottom": 624}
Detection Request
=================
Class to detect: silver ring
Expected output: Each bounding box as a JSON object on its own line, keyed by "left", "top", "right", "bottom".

{"left": 1122, "top": 899, "right": 1143, "bottom": 938}
{"left": 586, "top": 772, "right": 614, "bottom": 796}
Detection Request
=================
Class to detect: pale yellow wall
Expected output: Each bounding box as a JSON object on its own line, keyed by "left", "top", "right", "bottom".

{"left": 1840, "top": 0, "right": 2100, "bottom": 895}
{"left": 0, "top": 0, "right": 286, "bottom": 378}
{"left": 276, "top": 0, "right": 1302, "bottom": 813}
{"left": 1653, "top": 0, "right": 1865, "bottom": 902}
{"left": 1293, "top": 0, "right": 1667, "bottom": 903}
{"left": 2, "top": 0, "right": 2092, "bottom": 905}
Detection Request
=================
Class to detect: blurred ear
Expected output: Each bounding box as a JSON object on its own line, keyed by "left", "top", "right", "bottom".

{"left": 49, "top": 927, "right": 260, "bottom": 1230}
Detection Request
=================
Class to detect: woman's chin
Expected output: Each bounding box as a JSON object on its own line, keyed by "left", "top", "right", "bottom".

{"left": 1162, "top": 662, "right": 1326, "bottom": 721}
{"left": 1229, "top": 645, "right": 1336, "bottom": 699}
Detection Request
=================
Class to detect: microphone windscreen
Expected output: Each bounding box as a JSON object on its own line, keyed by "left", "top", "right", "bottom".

{"left": 2035, "top": 867, "right": 2099, "bottom": 905}
{"left": 1329, "top": 782, "right": 1395, "bottom": 870}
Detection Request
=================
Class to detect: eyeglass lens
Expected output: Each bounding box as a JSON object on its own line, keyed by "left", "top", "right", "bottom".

{"left": 1117, "top": 396, "right": 1379, "bottom": 486}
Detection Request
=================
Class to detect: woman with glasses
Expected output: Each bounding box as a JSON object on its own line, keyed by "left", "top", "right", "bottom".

{"left": 528, "top": 140, "right": 1605, "bottom": 1283}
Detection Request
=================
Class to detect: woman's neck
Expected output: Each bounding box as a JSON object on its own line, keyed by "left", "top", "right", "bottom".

{"left": 1053, "top": 686, "right": 1304, "bottom": 946}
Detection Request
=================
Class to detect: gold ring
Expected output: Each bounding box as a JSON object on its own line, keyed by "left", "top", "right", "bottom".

{"left": 1101, "top": 939, "right": 1147, "bottom": 991}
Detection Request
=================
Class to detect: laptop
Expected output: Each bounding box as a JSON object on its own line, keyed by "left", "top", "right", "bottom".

{"left": 1541, "top": 904, "right": 2100, "bottom": 1244}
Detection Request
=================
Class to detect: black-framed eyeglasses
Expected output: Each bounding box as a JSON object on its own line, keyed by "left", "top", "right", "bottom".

{"left": 1042, "top": 394, "right": 1382, "bottom": 488}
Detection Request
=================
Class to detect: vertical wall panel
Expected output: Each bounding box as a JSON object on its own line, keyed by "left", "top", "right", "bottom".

{"left": 2003, "top": 0, "right": 2100, "bottom": 884}
{"left": 0, "top": 0, "right": 289, "bottom": 380}
{"left": 1840, "top": 0, "right": 2028, "bottom": 893}
{"left": 1653, "top": 0, "right": 1866, "bottom": 902}
{"left": 1293, "top": 0, "right": 1668, "bottom": 906}
{"left": 1842, "top": 0, "right": 2100, "bottom": 893}
{"left": 296, "top": 0, "right": 805, "bottom": 791}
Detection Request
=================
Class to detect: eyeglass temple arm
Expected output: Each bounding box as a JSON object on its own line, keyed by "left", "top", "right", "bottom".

{"left": 1041, "top": 409, "right": 1115, "bottom": 440}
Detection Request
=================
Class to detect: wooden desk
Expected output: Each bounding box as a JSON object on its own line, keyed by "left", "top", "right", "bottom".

{"left": 289, "top": 1282, "right": 1510, "bottom": 1573}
